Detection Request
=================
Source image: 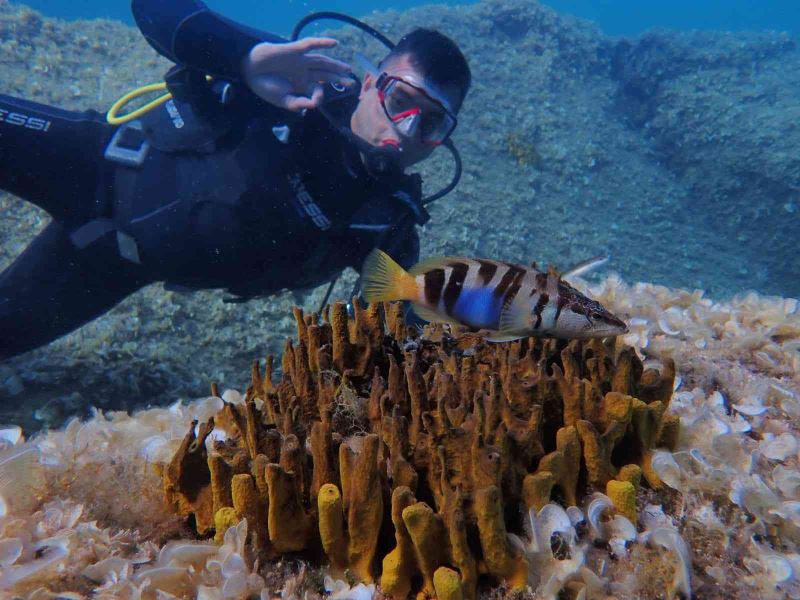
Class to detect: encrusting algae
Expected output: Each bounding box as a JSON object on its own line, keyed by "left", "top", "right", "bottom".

{"left": 158, "top": 300, "right": 677, "bottom": 599}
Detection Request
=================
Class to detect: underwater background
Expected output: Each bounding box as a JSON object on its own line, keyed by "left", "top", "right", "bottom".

{"left": 18, "top": 0, "right": 800, "bottom": 36}
{"left": 0, "top": 0, "right": 799, "bottom": 426}
{"left": 0, "top": 2, "right": 800, "bottom": 599}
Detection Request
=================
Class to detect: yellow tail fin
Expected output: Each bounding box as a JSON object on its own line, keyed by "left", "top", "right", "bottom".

{"left": 361, "top": 249, "right": 417, "bottom": 303}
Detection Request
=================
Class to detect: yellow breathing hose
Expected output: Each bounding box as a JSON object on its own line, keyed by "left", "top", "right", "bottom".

{"left": 106, "top": 76, "right": 213, "bottom": 125}
{"left": 106, "top": 82, "right": 172, "bottom": 125}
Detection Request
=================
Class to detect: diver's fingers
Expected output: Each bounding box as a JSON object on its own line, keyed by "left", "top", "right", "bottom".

{"left": 289, "top": 37, "right": 339, "bottom": 54}
{"left": 247, "top": 38, "right": 339, "bottom": 71}
{"left": 283, "top": 85, "right": 325, "bottom": 112}
{"left": 304, "top": 53, "right": 353, "bottom": 73}
{"left": 246, "top": 75, "right": 297, "bottom": 110}
{"left": 308, "top": 84, "right": 325, "bottom": 106}
{"left": 308, "top": 68, "right": 357, "bottom": 88}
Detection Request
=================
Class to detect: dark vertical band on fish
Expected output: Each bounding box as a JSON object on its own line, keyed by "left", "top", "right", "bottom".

{"left": 424, "top": 268, "right": 446, "bottom": 305}
{"left": 443, "top": 261, "right": 469, "bottom": 314}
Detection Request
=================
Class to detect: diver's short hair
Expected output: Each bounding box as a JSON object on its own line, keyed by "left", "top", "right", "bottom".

{"left": 380, "top": 28, "right": 471, "bottom": 112}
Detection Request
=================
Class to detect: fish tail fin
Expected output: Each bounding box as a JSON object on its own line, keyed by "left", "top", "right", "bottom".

{"left": 361, "top": 249, "right": 417, "bottom": 303}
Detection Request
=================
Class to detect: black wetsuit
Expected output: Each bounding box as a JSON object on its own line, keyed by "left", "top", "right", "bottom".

{"left": 0, "top": 0, "right": 428, "bottom": 359}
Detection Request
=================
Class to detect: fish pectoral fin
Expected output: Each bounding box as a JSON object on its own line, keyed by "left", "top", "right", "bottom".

{"left": 498, "top": 299, "right": 529, "bottom": 333}
{"left": 410, "top": 302, "right": 460, "bottom": 328}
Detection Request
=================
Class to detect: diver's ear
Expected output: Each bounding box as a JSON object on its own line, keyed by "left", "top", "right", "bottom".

{"left": 362, "top": 71, "right": 374, "bottom": 91}
{"left": 358, "top": 71, "right": 374, "bottom": 101}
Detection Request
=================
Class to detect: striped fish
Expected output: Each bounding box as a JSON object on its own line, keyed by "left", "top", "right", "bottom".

{"left": 361, "top": 249, "right": 628, "bottom": 341}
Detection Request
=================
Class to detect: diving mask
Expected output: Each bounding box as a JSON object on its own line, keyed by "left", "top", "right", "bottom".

{"left": 355, "top": 54, "right": 457, "bottom": 146}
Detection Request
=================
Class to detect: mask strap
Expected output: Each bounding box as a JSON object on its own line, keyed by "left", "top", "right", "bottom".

{"left": 354, "top": 53, "right": 381, "bottom": 78}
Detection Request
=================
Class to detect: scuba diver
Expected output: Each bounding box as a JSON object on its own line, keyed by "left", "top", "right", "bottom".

{"left": 0, "top": 0, "right": 471, "bottom": 359}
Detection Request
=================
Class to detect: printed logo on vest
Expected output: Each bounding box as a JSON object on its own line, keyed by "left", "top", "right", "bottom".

{"left": 288, "top": 173, "right": 331, "bottom": 230}
{"left": 165, "top": 100, "right": 185, "bottom": 129}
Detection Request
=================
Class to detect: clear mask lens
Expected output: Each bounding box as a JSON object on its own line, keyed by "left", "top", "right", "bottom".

{"left": 380, "top": 77, "right": 455, "bottom": 144}
{"left": 392, "top": 111, "right": 421, "bottom": 138}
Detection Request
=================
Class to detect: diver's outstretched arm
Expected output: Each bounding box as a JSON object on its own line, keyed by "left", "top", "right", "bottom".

{"left": 130, "top": 0, "right": 286, "bottom": 80}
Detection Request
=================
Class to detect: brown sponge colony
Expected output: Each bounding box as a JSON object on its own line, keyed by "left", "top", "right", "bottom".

{"left": 160, "top": 301, "right": 677, "bottom": 598}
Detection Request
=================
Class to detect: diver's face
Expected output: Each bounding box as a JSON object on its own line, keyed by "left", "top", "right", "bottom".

{"left": 350, "top": 53, "right": 460, "bottom": 169}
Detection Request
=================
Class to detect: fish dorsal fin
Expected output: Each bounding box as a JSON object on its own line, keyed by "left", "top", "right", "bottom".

{"left": 408, "top": 255, "right": 470, "bottom": 276}
{"left": 562, "top": 255, "right": 609, "bottom": 280}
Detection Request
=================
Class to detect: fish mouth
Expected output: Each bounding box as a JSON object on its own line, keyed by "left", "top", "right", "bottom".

{"left": 595, "top": 311, "right": 628, "bottom": 336}
{"left": 578, "top": 320, "right": 629, "bottom": 339}
{"left": 600, "top": 323, "right": 629, "bottom": 337}
{"left": 609, "top": 318, "right": 629, "bottom": 335}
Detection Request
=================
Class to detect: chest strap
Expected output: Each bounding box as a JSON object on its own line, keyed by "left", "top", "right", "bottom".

{"left": 68, "top": 120, "right": 149, "bottom": 263}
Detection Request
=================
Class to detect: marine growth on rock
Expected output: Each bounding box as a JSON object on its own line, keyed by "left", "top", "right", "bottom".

{"left": 161, "top": 300, "right": 678, "bottom": 599}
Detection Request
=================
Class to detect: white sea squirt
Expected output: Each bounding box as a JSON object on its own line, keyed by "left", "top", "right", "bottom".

{"left": 586, "top": 493, "right": 636, "bottom": 558}
{"left": 507, "top": 503, "right": 597, "bottom": 600}
{"left": 324, "top": 575, "right": 376, "bottom": 600}
{"left": 643, "top": 527, "right": 692, "bottom": 600}
{"left": 773, "top": 465, "right": 800, "bottom": 499}
{"left": 650, "top": 450, "right": 684, "bottom": 491}
{"left": 760, "top": 432, "right": 798, "bottom": 461}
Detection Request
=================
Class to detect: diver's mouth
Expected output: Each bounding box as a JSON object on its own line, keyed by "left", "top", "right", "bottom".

{"left": 380, "top": 138, "right": 401, "bottom": 148}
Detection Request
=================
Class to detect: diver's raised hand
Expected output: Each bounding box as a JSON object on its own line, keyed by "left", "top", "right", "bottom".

{"left": 242, "top": 37, "right": 354, "bottom": 112}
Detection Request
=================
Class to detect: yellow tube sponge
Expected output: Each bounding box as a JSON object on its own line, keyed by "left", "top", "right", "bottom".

{"left": 402, "top": 502, "right": 448, "bottom": 597}
{"left": 555, "top": 425, "right": 582, "bottom": 506}
{"left": 318, "top": 483, "right": 348, "bottom": 574}
{"left": 631, "top": 399, "right": 668, "bottom": 488}
{"left": 231, "top": 473, "right": 266, "bottom": 549}
{"left": 474, "top": 486, "right": 529, "bottom": 591}
{"left": 434, "top": 567, "right": 464, "bottom": 600}
{"left": 208, "top": 454, "right": 233, "bottom": 517}
{"left": 607, "top": 479, "right": 637, "bottom": 524}
{"left": 617, "top": 464, "right": 643, "bottom": 489}
{"left": 213, "top": 507, "right": 239, "bottom": 544}
{"left": 380, "top": 486, "right": 418, "bottom": 599}
{"left": 522, "top": 470, "right": 555, "bottom": 512}
{"left": 265, "top": 463, "right": 312, "bottom": 552}
{"left": 341, "top": 434, "right": 383, "bottom": 583}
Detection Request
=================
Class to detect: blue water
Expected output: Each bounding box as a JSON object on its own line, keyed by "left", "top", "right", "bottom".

{"left": 18, "top": 0, "right": 800, "bottom": 37}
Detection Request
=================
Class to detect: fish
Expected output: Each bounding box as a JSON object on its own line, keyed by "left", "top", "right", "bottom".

{"left": 361, "top": 249, "right": 628, "bottom": 341}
